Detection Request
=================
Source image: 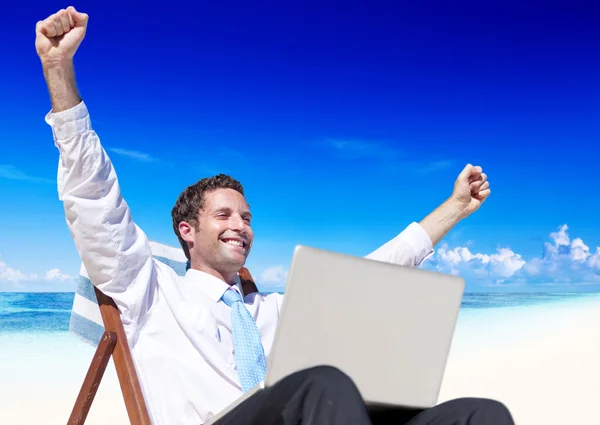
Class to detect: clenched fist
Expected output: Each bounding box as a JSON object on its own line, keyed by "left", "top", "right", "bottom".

{"left": 35, "top": 7, "right": 88, "bottom": 65}
{"left": 451, "top": 164, "right": 491, "bottom": 217}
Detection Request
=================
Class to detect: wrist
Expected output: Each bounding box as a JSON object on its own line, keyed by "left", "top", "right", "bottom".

{"left": 41, "top": 56, "right": 74, "bottom": 74}
{"left": 418, "top": 196, "right": 467, "bottom": 247}
{"left": 446, "top": 196, "right": 469, "bottom": 221}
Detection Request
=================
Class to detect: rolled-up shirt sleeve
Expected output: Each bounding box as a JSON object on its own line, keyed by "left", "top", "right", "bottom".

{"left": 364, "top": 222, "right": 434, "bottom": 267}
{"left": 46, "top": 101, "right": 156, "bottom": 327}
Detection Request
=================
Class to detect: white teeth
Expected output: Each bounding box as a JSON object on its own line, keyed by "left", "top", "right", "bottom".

{"left": 225, "top": 240, "right": 243, "bottom": 247}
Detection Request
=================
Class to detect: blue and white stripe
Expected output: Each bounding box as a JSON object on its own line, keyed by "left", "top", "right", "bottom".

{"left": 69, "top": 240, "right": 189, "bottom": 346}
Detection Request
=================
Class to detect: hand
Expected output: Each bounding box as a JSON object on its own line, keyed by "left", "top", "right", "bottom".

{"left": 35, "top": 7, "right": 89, "bottom": 65}
{"left": 451, "top": 164, "right": 491, "bottom": 218}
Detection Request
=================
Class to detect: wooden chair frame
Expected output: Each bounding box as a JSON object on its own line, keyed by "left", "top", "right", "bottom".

{"left": 67, "top": 267, "right": 259, "bottom": 425}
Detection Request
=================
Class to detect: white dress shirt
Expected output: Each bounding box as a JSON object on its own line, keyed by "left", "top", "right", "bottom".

{"left": 46, "top": 101, "right": 434, "bottom": 425}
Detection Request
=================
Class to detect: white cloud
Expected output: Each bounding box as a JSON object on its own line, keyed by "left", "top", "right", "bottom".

{"left": 259, "top": 265, "right": 288, "bottom": 285}
{"left": 254, "top": 224, "right": 598, "bottom": 291}
{"left": 108, "top": 148, "right": 157, "bottom": 162}
{"left": 0, "top": 165, "right": 53, "bottom": 184}
{"left": 423, "top": 224, "right": 600, "bottom": 288}
{"left": 427, "top": 243, "right": 526, "bottom": 285}
{"left": 320, "top": 140, "right": 453, "bottom": 174}
{"left": 45, "top": 268, "right": 72, "bottom": 281}
{"left": 0, "top": 260, "right": 36, "bottom": 282}
{"left": 0, "top": 256, "right": 74, "bottom": 290}
{"left": 517, "top": 224, "right": 600, "bottom": 285}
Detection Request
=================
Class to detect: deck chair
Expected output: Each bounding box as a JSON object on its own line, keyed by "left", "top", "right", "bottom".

{"left": 66, "top": 240, "right": 260, "bottom": 425}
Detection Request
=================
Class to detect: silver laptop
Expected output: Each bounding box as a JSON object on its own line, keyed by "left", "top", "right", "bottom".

{"left": 206, "top": 245, "right": 464, "bottom": 423}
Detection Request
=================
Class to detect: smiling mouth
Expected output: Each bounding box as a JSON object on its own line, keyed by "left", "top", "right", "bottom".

{"left": 220, "top": 238, "right": 247, "bottom": 253}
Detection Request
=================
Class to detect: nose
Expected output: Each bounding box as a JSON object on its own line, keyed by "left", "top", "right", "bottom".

{"left": 229, "top": 213, "right": 246, "bottom": 231}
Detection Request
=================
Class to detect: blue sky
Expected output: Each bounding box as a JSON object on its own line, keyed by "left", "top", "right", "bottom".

{"left": 1, "top": 0, "right": 598, "bottom": 292}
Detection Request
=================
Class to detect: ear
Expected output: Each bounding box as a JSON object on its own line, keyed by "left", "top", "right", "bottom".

{"left": 178, "top": 221, "right": 195, "bottom": 243}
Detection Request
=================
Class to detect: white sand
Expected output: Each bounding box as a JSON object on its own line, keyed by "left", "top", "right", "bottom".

{"left": 0, "top": 333, "right": 128, "bottom": 425}
{"left": 438, "top": 295, "right": 600, "bottom": 424}
{"left": 2, "top": 295, "right": 599, "bottom": 425}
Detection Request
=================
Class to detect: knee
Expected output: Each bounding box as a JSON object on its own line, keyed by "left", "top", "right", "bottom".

{"left": 470, "top": 398, "right": 511, "bottom": 414}
{"left": 453, "top": 398, "right": 513, "bottom": 422}
{"left": 304, "top": 365, "right": 352, "bottom": 382}
{"left": 302, "top": 365, "right": 357, "bottom": 391}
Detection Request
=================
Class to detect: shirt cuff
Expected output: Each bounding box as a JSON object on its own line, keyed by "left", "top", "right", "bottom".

{"left": 402, "top": 222, "right": 434, "bottom": 266}
{"left": 45, "top": 101, "right": 91, "bottom": 141}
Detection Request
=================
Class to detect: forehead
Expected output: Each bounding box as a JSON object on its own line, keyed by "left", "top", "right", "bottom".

{"left": 204, "top": 188, "right": 249, "bottom": 211}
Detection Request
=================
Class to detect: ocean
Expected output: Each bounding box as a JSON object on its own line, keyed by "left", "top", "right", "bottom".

{"left": 1, "top": 291, "right": 598, "bottom": 334}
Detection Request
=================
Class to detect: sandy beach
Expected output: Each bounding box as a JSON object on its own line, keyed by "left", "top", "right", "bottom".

{"left": 437, "top": 294, "right": 600, "bottom": 424}
{"left": 2, "top": 294, "right": 599, "bottom": 425}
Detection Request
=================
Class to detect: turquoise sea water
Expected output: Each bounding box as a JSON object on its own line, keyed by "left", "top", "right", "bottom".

{"left": 1, "top": 292, "right": 598, "bottom": 334}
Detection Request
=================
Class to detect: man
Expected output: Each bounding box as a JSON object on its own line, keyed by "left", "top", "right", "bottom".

{"left": 36, "top": 7, "right": 513, "bottom": 425}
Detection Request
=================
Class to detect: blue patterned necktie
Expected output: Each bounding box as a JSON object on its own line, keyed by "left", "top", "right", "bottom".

{"left": 221, "top": 289, "right": 267, "bottom": 392}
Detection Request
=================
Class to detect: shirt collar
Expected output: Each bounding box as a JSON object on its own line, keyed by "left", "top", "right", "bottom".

{"left": 184, "top": 268, "right": 243, "bottom": 302}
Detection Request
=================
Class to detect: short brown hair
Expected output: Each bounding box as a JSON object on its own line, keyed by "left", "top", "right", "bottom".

{"left": 171, "top": 174, "right": 245, "bottom": 260}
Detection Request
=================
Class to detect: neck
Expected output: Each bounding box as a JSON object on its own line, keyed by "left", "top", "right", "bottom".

{"left": 190, "top": 261, "right": 238, "bottom": 286}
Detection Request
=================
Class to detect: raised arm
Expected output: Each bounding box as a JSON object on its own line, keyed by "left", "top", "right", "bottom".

{"left": 366, "top": 163, "right": 490, "bottom": 266}
{"left": 37, "top": 8, "right": 155, "bottom": 326}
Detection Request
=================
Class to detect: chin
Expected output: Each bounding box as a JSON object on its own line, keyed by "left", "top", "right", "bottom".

{"left": 217, "top": 247, "right": 248, "bottom": 269}
{"left": 225, "top": 255, "right": 246, "bottom": 269}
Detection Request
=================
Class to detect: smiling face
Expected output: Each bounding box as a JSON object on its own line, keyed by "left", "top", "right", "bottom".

{"left": 178, "top": 188, "right": 254, "bottom": 284}
{"left": 172, "top": 174, "right": 253, "bottom": 285}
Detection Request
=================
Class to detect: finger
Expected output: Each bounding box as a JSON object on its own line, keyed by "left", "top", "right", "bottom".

{"left": 470, "top": 172, "right": 487, "bottom": 189}
{"left": 52, "top": 13, "right": 64, "bottom": 36}
{"left": 67, "top": 6, "right": 89, "bottom": 26}
{"left": 470, "top": 169, "right": 484, "bottom": 182}
{"left": 458, "top": 163, "right": 484, "bottom": 182}
{"left": 35, "top": 20, "right": 46, "bottom": 35}
{"left": 42, "top": 17, "right": 57, "bottom": 37}
{"left": 58, "top": 9, "right": 71, "bottom": 33}
{"left": 478, "top": 181, "right": 490, "bottom": 192}
{"left": 458, "top": 163, "right": 473, "bottom": 180}
{"left": 468, "top": 172, "right": 481, "bottom": 184}
{"left": 468, "top": 167, "right": 483, "bottom": 182}
{"left": 475, "top": 188, "right": 491, "bottom": 200}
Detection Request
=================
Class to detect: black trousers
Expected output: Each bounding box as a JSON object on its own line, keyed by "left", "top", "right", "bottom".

{"left": 214, "top": 366, "right": 515, "bottom": 425}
